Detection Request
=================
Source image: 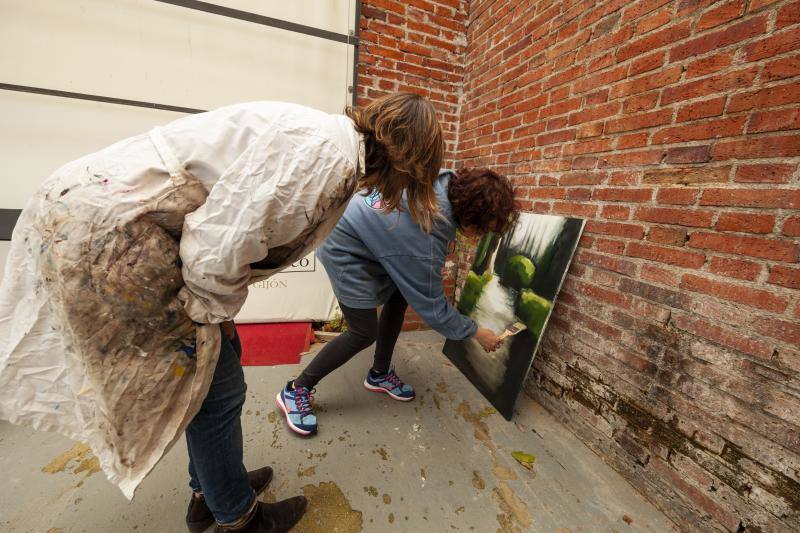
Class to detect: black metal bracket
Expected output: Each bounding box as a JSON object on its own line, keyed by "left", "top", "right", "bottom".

{"left": 0, "top": 210, "right": 21, "bottom": 241}
{"left": 0, "top": 82, "right": 206, "bottom": 114}
{"left": 154, "top": 0, "right": 359, "bottom": 45}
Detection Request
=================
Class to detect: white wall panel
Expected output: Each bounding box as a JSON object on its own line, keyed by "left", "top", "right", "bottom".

{"left": 0, "top": 0, "right": 355, "bottom": 321}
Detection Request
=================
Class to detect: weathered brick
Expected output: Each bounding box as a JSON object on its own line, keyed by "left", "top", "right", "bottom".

{"left": 684, "top": 51, "right": 735, "bottom": 79}
{"left": 767, "top": 265, "right": 800, "bottom": 290}
{"left": 569, "top": 101, "right": 622, "bottom": 125}
{"left": 598, "top": 149, "right": 664, "bottom": 168}
{"left": 578, "top": 250, "right": 638, "bottom": 276}
{"left": 748, "top": 108, "right": 800, "bottom": 134}
{"left": 669, "top": 16, "right": 767, "bottom": 62}
{"left": 552, "top": 201, "right": 599, "bottom": 218}
{"left": 716, "top": 212, "right": 775, "bottom": 234}
{"left": 575, "top": 280, "right": 632, "bottom": 309}
{"left": 627, "top": 241, "right": 707, "bottom": 267}
{"left": 676, "top": 97, "right": 726, "bottom": 122}
{"left": 617, "top": 132, "right": 650, "bottom": 149}
{"left": 755, "top": 317, "right": 800, "bottom": 346}
{"left": 616, "top": 21, "right": 693, "bottom": 62}
{"left": 708, "top": 256, "right": 762, "bottom": 281}
{"left": 610, "top": 67, "right": 682, "bottom": 99}
{"left": 601, "top": 205, "right": 632, "bottom": 220}
{"left": 636, "top": 207, "right": 715, "bottom": 229}
{"left": 744, "top": 27, "right": 800, "bottom": 61}
{"left": 641, "top": 264, "right": 680, "bottom": 285}
{"left": 687, "top": 232, "right": 798, "bottom": 262}
{"left": 619, "top": 277, "right": 691, "bottom": 308}
{"left": 630, "top": 51, "right": 666, "bottom": 76}
{"left": 777, "top": 0, "right": 800, "bottom": 28}
{"left": 700, "top": 188, "right": 800, "bottom": 209}
{"left": 662, "top": 68, "right": 758, "bottom": 105}
{"left": 648, "top": 226, "right": 689, "bottom": 246}
{"left": 605, "top": 109, "right": 673, "bottom": 133}
{"left": 763, "top": 55, "right": 800, "bottom": 82}
{"left": 734, "top": 163, "right": 795, "bottom": 184}
{"left": 728, "top": 81, "right": 800, "bottom": 112}
{"left": 643, "top": 166, "right": 730, "bottom": 185}
{"left": 623, "top": 92, "right": 660, "bottom": 114}
{"left": 783, "top": 216, "right": 800, "bottom": 237}
{"left": 712, "top": 134, "right": 800, "bottom": 160}
{"left": 672, "top": 314, "right": 774, "bottom": 359}
{"left": 664, "top": 146, "right": 711, "bottom": 164}
{"left": 594, "top": 187, "right": 653, "bottom": 202}
{"left": 594, "top": 237, "right": 627, "bottom": 254}
{"left": 656, "top": 187, "right": 699, "bottom": 205}
{"left": 528, "top": 187, "right": 567, "bottom": 199}
{"left": 586, "top": 220, "right": 647, "bottom": 239}
{"left": 653, "top": 116, "right": 746, "bottom": 144}
{"left": 697, "top": 0, "right": 746, "bottom": 32}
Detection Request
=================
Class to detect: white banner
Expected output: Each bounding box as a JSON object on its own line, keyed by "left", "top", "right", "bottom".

{"left": 236, "top": 252, "right": 338, "bottom": 323}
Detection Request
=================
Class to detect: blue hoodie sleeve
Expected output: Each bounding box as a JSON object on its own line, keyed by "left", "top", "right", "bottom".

{"left": 379, "top": 254, "right": 478, "bottom": 340}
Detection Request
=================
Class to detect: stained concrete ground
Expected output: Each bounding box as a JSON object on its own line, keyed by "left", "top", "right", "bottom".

{"left": 0, "top": 331, "right": 676, "bottom": 533}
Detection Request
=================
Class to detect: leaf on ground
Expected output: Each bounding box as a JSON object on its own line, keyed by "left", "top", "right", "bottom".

{"left": 511, "top": 451, "right": 536, "bottom": 469}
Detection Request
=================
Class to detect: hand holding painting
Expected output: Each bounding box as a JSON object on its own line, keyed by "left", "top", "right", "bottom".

{"left": 474, "top": 327, "right": 504, "bottom": 352}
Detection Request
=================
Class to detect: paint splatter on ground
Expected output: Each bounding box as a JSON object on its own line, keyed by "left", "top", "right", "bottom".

{"left": 364, "top": 486, "right": 378, "bottom": 497}
{"left": 298, "top": 466, "right": 316, "bottom": 478}
{"left": 492, "top": 466, "right": 518, "bottom": 481}
{"left": 73, "top": 456, "right": 101, "bottom": 476}
{"left": 41, "top": 443, "right": 99, "bottom": 478}
{"left": 472, "top": 471, "right": 486, "bottom": 490}
{"left": 511, "top": 451, "right": 536, "bottom": 470}
{"left": 293, "top": 482, "right": 362, "bottom": 533}
{"left": 493, "top": 482, "right": 533, "bottom": 532}
{"left": 458, "top": 401, "right": 495, "bottom": 451}
{"left": 477, "top": 407, "right": 497, "bottom": 419}
{"left": 373, "top": 447, "right": 389, "bottom": 461}
{"left": 42, "top": 443, "right": 91, "bottom": 474}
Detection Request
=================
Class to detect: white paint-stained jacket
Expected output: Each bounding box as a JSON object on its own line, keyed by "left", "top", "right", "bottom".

{"left": 0, "top": 102, "right": 364, "bottom": 498}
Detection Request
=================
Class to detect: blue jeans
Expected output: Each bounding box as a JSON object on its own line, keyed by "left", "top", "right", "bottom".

{"left": 186, "top": 328, "right": 255, "bottom": 524}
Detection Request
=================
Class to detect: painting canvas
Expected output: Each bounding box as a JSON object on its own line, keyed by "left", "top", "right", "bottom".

{"left": 443, "top": 213, "right": 585, "bottom": 420}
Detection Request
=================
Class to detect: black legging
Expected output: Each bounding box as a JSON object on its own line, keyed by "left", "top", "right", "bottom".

{"left": 294, "top": 289, "right": 408, "bottom": 390}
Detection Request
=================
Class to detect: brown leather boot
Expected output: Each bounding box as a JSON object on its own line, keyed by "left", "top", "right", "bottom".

{"left": 215, "top": 497, "right": 308, "bottom": 533}
{"left": 186, "top": 466, "right": 274, "bottom": 532}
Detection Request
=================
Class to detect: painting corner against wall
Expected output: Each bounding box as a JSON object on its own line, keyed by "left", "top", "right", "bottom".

{"left": 443, "top": 212, "right": 586, "bottom": 420}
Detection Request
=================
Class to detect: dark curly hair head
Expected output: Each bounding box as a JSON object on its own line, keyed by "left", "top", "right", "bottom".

{"left": 448, "top": 168, "right": 518, "bottom": 236}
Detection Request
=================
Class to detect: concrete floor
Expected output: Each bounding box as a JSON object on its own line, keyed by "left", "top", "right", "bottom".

{"left": 0, "top": 331, "right": 675, "bottom": 533}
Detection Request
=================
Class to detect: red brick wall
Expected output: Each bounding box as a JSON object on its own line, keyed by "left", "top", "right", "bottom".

{"left": 357, "top": 0, "right": 468, "bottom": 330}
{"left": 358, "top": 0, "right": 800, "bottom": 529}
{"left": 455, "top": 0, "right": 800, "bottom": 530}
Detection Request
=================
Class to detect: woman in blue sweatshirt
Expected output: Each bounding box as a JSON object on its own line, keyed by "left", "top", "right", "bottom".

{"left": 276, "top": 168, "right": 518, "bottom": 435}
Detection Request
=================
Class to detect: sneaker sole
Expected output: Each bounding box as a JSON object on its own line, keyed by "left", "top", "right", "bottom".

{"left": 275, "top": 392, "right": 317, "bottom": 436}
{"left": 363, "top": 380, "right": 415, "bottom": 402}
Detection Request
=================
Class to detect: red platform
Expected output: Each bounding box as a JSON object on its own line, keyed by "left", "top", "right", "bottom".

{"left": 237, "top": 322, "right": 313, "bottom": 366}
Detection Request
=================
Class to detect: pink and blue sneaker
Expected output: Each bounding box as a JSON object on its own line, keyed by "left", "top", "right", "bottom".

{"left": 363, "top": 367, "right": 416, "bottom": 401}
{"left": 276, "top": 381, "right": 317, "bottom": 436}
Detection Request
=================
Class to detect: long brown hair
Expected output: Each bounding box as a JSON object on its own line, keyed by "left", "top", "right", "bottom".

{"left": 347, "top": 93, "right": 443, "bottom": 233}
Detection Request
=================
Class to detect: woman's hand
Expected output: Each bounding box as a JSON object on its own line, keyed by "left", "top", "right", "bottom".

{"left": 474, "top": 327, "right": 503, "bottom": 352}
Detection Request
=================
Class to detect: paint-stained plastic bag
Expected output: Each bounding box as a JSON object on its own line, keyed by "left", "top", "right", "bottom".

{"left": 0, "top": 135, "right": 220, "bottom": 499}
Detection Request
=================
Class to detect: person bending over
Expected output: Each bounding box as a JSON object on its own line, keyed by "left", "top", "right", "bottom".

{"left": 277, "top": 167, "right": 518, "bottom": 436}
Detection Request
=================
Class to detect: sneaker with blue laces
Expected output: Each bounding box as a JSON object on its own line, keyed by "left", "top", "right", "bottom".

{"left": 276, "top": 381, "right": 318, "bottom": 436}
{"left": 363, "top": 367, "right": 416, "bottom": 401}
